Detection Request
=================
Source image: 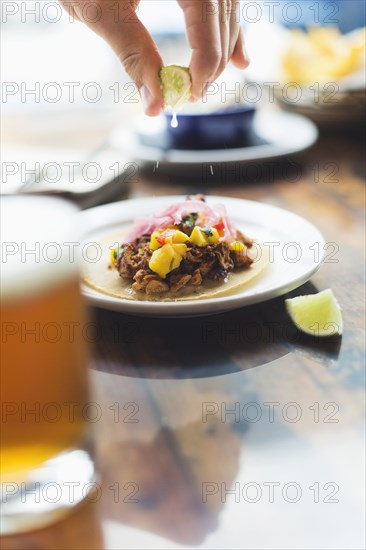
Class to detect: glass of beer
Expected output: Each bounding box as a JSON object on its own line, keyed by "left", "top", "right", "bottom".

{"left": 0, "top": 195, "right": 95, "bottom": 534}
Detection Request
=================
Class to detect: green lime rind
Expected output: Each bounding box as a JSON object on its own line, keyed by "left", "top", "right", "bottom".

{"left": 285, "top": 288, "right": 343, "bottom": 337}
{"left": 160, "top": 65, "right": 192, "bottom": 110}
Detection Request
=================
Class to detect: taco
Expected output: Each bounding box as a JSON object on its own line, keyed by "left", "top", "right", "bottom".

{"left": 82, "top": 196, "right": 269, "bottom": 302}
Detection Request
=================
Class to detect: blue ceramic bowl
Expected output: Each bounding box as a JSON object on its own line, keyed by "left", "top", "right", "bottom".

{"left": 164, "top": 105, "right": 256, "bottom": 150}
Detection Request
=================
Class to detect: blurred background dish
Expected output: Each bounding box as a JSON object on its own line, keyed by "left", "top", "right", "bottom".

{"left": 245, "top": 22, "right": 366, "bottom": 127}
{"left": 272, "top": 85, "right": 366, "bottom": 127}
{"left": 281, "top": 27, "right": 365, "bottom": 86}
{"left": 110, "top": 108, "right": 318, "bottom": 166}
{"left": 162, "top": 74, "right": 256, "bottom": 149}
{"left": 0, "top": 144, "right": 132, "bottom": 208}
{"left": 275, "top": 26, "right": 366, "bottom": 126}
{"left": 164, "top": 105, "right": 256, "bottom": 150}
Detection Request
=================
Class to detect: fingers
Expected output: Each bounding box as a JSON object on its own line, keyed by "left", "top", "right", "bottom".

{"left": 178, "top": 0, "right": 222, "bottom": 99}
{"left": 60, "top": 0, "right": 164, "bottom": 116}
{"left": 214, "top": 1, "right": 249, "bottom": 78}
{"left": 231, "top": 26, "right": 250, "bottom": 69}
{"left": 178, "top": 1, "right": 249, "bottom": 100}
{"left": 59, "top": 0, "right": 250, "bottom": 114}
{"left": 228, "top": 1, "right": 242, "bottom": 65}
{"left": 215, "top": 0, "right": 230, "bottom": 78}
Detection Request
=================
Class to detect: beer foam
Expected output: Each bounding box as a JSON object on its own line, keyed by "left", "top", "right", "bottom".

{"left": 1, "top": 196, "right": 80, "bottom": 302}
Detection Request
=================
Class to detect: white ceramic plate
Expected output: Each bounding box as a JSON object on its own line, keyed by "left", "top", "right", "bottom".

{"left": 110, "top": 109, "right": 318, "bottom": 165}
{"left": 79, "top": 196, "right": 325, "bottom": 317}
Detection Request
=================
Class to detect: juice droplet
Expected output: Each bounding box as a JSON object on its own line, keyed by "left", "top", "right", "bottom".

{"left": 171, "top": 112, "right": 178, "bottom": 128}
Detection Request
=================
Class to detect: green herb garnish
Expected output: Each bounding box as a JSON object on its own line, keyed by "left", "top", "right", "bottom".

{"left": 181, "top": 212, "right": 198, "bottom": 230}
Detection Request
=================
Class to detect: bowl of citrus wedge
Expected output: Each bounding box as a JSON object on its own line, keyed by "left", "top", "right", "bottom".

{"left": 160, "top": 65, "right": 256, "bottom": 150}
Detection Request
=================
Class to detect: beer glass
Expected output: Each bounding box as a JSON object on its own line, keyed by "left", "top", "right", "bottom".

{"left": 1, "top": 196, "right": 95, "bottom": 534}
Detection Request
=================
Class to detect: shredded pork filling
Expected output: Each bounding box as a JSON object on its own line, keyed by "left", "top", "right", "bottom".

{"left": 116, "top": 231, "right": 254, "bottom": 295}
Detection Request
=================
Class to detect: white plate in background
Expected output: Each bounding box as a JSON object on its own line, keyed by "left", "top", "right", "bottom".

{"left": 110, "top": 110, "right": 318, "bottom": 166}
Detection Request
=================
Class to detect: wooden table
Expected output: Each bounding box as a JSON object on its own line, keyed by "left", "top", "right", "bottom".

{"left": 3, "top": 125, "right": 365, "bottom": 550}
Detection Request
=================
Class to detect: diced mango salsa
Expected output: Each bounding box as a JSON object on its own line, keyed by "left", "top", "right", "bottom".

{"left": 206, "top": 227, "right": 220, "bottom": 244}
{"left": 150, "top": 224, "right": 220, "bottom": 255}
{"left": 190, "top": 226, "right": 208, "bottom": 247}
{"left": 171, "top": 230, "right": 189, "bottom": 244}
{"left": 149, "top": 243, "right": 183, "bottom": 278}
{"left": 171, "top": 243, "right": 187, "bottom": 257}
{"left": 229, "top": 241, "right": 246, "bottom": 252}
{"left": 150, "top": 231, "right": 162, "bottom": 250}
{"left": 110, "top": 248, "right": 117, "bottom": 265}
{"left": 190, "top": 226, "right": 220, "bottom": 246}
{"left": 150, "top": 228, "right": 189, "bottom": 250}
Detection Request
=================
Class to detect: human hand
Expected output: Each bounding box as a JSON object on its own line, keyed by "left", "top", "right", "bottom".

{"left": 177, "top": 1, "right": 249, "bottom": 99}
{"left": 60, "top": 0, "right": 249, "bottom": 116}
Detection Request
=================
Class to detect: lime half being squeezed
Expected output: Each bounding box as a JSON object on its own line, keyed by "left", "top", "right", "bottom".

{"left": 160, "top": 65, "right": 192, "bottom": 110}
{"left": 285, "top": 288, "right": 343, "bottom": 337}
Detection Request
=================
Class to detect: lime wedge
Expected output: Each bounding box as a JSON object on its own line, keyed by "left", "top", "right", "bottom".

{"left": 160, "top": 65, "right": 192, "bottom": 110}
{"left": 285, "top": 289, "right": 343, "bottom": 337}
